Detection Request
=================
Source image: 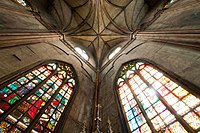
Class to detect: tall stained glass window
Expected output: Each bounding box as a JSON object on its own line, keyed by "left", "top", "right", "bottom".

{"left": 0, "top": 61, "right": 76, "bottom": 133}
{"left": 117, "top": 60, "right": 200, "bottom": 133}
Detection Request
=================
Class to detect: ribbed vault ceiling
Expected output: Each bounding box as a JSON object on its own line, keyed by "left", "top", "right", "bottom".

{"left": 47, "top": 0, "right": 154, "bottom": 67}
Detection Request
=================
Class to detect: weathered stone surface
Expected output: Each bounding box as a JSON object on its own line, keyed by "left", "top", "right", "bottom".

{"left": 0, "top": 0, "right": 199, "bottom": 132}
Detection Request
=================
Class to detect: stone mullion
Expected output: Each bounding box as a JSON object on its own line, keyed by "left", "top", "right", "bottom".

{"left": 25, "top": 74, "right": 69, "bottom": 133}
{"left": 0, "top": 70, "right": 57, "bottom": 123}
{"left": 0, "top": 71, "right": 56, "bottom": 121}
{"left": 126, "top": 82, "right": 157, "bottom": 133}
{"left": 137, "top": 72, "right": 196, "bottom": 133}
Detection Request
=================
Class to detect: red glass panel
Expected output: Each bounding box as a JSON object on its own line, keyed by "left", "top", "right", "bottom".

{"left": 0, "top": 101, "right": 10, "bottom": 111}
{"left": 28, "top": 106, "right": 38, "bottom": 119}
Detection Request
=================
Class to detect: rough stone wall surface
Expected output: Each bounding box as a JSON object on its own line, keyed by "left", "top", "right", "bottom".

{"left": 146, "top": 0, "right": 200, "bottom": 30}
{"left": 0, "top": 1, "right": 47, "bottom": 30}
{"left": 0, "top": 0, "right": 199, "bottom": 132}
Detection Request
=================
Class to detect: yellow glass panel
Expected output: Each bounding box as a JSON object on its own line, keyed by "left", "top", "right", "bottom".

{"left": 164, "top": 93, "right": 178, "bottom": 105}
{"left": 169, "top": 121, "right": 188, "bottom": 133}
{"left": 173, "top": 87, "right": 188, "bottom": 98}
{"left": 183, "top": 94, "right": 200, "bottom": 108}
{"left": 183, "top": 112, "right": 200, "bottom": 129}
{"left": 151, "top": 116, "right": 165, "bottom": 131}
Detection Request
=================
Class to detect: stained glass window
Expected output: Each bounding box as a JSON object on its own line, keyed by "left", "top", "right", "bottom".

{"left": 117, "top": 61, "right": 200, "bottom": 133}
{"left": 0, "top": 62, "right": 76, "bottom": 133}
{"left": 14, "top": 0, "right": 28, "bottom": 7}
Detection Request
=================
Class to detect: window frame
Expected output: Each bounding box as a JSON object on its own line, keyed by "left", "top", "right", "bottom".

{"left": 114, "top": 59, "right": 200, "bottom": 133}
{"left": 0, "top": 60, "right": 79, "bottom": 133}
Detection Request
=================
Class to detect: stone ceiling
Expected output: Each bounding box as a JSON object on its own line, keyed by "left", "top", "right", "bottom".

{"left": 46, "top": 0, "right": 157, "bottom": 67}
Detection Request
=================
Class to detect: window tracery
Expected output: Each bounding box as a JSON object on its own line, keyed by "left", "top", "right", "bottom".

{"left": 0, "top": 61, "right": 76, "bottom": 133}
{"left": 117, "top": 60, "right": 200, "bottom": 133}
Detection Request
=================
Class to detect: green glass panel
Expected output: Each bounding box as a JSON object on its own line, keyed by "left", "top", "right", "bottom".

{"left": 8, "top": 82, "right": 20, "bottom": 91}
{"left": 33, "top": 77, "right": 42, "bottom": 84}
{"left": 6, "top": 94, "right": 20, "bottom": 104}
{"left": 20, "top": 114, "right": 31, "bottom": 126}
{"left": 68, "top": 79, "right": 75, "bottom": 86}
{"left": 47, "top": 80, "right": 54, "bottom": 87}
{"left": 47, "top": 63, "right": 57, "bottom": 70}
{"left": 17, "top": 77, "right": 28, "bottom": 85}
{"left": 38, "top": 74, "right": 46, "bottom": 80}
{"left": 61, "top": 98, "right": 68, "bottom": 106}
{"left": 35, "top": 89, "right": 44, "bottom": 97}
{"left": 0, "top": 87, "right": 12, "bottom": 99}
{"left": 41, "top": 84, "right": 49, "bottom": 91}
{"left": 47, "top": 119, "right": 57, "bottom": 131}
{"left": 1, "top": 87, "right": 11, "bottom": 94}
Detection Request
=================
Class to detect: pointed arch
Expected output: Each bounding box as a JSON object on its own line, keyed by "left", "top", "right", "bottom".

{"left": 115, "top": 59, "right": 200, "bottom": 133}
{"left": 0, "top": 60, "right": 78, "bottom": 133}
